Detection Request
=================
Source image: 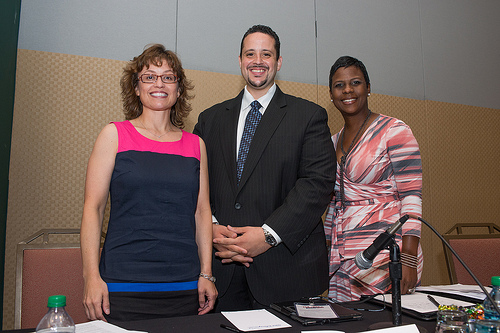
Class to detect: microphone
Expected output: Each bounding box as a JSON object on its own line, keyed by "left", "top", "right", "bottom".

{"left": 355, "top": 214, "right": 410, "bottom": 269}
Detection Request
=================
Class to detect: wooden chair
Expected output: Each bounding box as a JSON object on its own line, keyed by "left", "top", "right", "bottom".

{"left": 442, "top": 223, "right": 500, "bottom": 285}
{"left": 15, "top": 229, "right": 104, "bottom": 329}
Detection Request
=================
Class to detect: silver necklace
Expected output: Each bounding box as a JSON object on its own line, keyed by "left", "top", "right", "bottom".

{"left": 139, "top": 119, "right": 170, "bottom": 139}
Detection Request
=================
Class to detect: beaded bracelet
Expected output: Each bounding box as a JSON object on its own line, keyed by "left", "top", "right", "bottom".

{"left": 401, "top": 252, "right": 418, "bottom": 269}
{"left": 199, "top": 273, "right": 216, "bottom": 283}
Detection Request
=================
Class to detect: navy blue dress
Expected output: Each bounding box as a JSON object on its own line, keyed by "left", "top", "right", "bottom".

{"left": 99, "top": 121, "right": 202, "bottom": 320}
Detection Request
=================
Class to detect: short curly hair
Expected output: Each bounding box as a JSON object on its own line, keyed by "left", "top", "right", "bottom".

{"left": 120, "top": 44, "right": 193, "bottom": 128}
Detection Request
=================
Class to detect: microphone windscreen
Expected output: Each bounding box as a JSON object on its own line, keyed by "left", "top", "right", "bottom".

{"left": 355, "top": 251, "right": 373, "bottom": 270}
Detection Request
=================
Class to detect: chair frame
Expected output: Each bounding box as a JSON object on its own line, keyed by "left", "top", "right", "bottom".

{"left": 442, "top": 223, "right": 500, "bottom": 284}
{"left": 14, "top": 228, "right": 104, "bottom": 329}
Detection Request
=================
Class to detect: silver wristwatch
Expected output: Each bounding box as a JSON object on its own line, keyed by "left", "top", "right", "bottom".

{"left": 262, "top": 227, "right": 278, "bottom": 247}
{"left": 199, "top": 273, "right": 216, "bottom": 283}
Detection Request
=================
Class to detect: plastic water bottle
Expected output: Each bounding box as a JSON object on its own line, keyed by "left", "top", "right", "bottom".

{"left": 483, "top": 276, "right": 500, "bottom": 321}
{"left": 36, "top": 295, "right": 75, "bottom": 333}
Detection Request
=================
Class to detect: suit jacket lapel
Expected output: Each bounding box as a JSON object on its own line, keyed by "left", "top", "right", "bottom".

{"left": 237, "top": 86, "right": 287, "bottom": 190}
{"left": 219, "top": 90, "right": 244, "bottom": 192}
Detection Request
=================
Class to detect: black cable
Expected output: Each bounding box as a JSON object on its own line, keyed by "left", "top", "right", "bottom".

{"left": 416, "top": 216, "right": 500, "bottom": 316}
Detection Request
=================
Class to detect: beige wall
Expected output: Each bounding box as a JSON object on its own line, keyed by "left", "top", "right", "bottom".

{"left": 4, "top": 49, "right": 500, "bottom": 329}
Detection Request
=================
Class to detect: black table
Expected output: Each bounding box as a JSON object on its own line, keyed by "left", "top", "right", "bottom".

{"left": 3, "top": 305, "right": 436, "bottom": 333}
{"left": 119, "top": 306, "right": 435, "bottom": 333}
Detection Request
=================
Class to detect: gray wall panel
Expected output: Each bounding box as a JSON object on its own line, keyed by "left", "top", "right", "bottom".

{"left": 15, "top": 0, "right": 500, "bottom": 109}
{"left": 420, "top": 0, "right": 500, "bottom": 109}
{"left": 316, "top": 0, "right": 425, "bottom": 100}
{"left": 18, "top": 0, "right": 178, "bottom": 62}
{"left": 177, "top": 0, "right": 318, "bottom": 84}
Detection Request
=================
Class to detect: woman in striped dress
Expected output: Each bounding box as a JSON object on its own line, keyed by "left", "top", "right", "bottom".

{"left": 324, "top": 56, "right": 423, "bottom": 302}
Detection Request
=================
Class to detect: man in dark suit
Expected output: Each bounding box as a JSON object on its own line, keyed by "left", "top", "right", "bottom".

{"left": 193, "top": 25, "right": 336, "bottom": 311}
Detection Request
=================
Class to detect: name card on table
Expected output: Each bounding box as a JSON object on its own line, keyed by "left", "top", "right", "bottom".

{"left": 301, "top": 324, "right": 419, "bottom": 333}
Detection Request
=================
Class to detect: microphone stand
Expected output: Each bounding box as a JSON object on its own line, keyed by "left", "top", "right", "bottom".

{"left": 388, "top": 239, "right": 402, "bottom": 326}
{"left": 368, "top": 237, "right": 405, "bottom": 330}
{"left": 367, "top": 213, "right": 500, "bottom": 331}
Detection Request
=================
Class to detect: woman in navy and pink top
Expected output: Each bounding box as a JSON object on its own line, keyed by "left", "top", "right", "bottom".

{"left": 81, "top": 44, "right": 217, "bottom": 323}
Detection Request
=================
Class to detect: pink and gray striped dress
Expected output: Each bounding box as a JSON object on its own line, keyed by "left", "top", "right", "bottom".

{"left": 324, "top": 114, "right": 423, "bottom": 302}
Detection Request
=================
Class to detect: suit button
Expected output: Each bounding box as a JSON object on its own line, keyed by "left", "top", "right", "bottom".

{"left": 234, "top": 203, "right": 241, "bottom": 210}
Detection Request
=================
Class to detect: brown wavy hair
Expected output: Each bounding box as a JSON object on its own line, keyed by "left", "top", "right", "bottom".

{"left": 120, "top": 44, "right": 193, "bottom": 128}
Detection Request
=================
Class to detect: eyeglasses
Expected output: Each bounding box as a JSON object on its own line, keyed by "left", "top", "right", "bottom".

{"left": 138, "top": 73, "right": 179, "bottom": 84}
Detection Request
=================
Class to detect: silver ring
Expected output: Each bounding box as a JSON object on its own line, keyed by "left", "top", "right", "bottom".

{"left": 408, "top": 287, "right": 416, "bottom": 294}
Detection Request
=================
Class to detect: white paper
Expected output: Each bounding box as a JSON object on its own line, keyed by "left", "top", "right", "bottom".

{"left": 358, "top": 323, "right": 420, "bottom": 333}
{"left": 295, "top": 303, "right": 338, "bottom": 319}
{"left": 301, "top": 331, "right": 344, "bottom": 333}
{"left": 222, "top": 309, "right": 292, "bottom": 331}
{"left": 374, "top": 292, "right": 474, "bottom": 314}
{"left": 75, "top": 320, "right": 147, "bottom": 333}
{"left": 416, "top": 284, "right": 490, "bottom": 302}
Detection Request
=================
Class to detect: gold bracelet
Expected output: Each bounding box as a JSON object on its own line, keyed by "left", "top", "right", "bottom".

{"left": 199, "top": 273, "right": 216, "bottom": 283}
{"left": 401, "top": 261, "right": 418, "bottom": 269}
{"left": 401, "top": 252, "right": 418, "bottom": 262}
{"left": 401, "top": 253, "right": 418, "bottom": 269}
